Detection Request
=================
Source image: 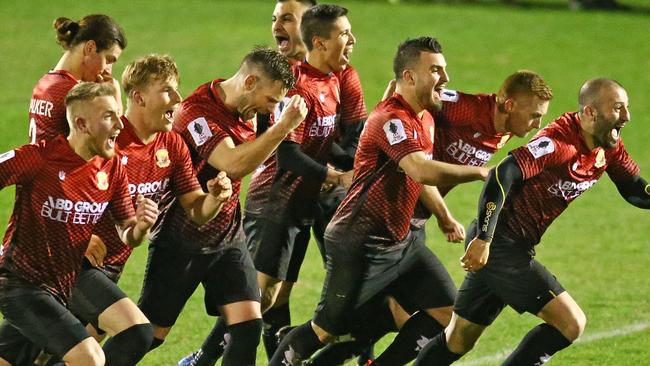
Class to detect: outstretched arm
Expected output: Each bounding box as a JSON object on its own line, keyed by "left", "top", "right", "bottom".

{"left": 419, "top": 185, "right": 465, "bottom": 243}
{"left": 399, "top": 151, "right": 489, "bottom": 187}
{"left": 461, "top": 155, "right": 523, "bottom": 271}
{"left": 614, "top": 175, "right": 650, "bottom": 209}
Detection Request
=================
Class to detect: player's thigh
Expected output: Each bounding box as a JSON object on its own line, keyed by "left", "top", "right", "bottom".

{"left": 252, "top": 219, "right": 308, "bottom": 282}
{"left": 537, "top": 291, "right": 586, "bottom": 341}
{"left": 0, "top": 321, "right": 41, "bottom": 366}
{"left": 220, "top": 300, "right": 262, "bottom": 326}
{"left": 98, "top": 297, "right": 149, "bottom": 335}
{"left": 62, "top": 337, "right": 104, "bottom": 366}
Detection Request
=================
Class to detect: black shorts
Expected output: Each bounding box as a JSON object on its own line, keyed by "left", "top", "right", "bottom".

{"left": 0, "top": 272, "right": 90, "bottom": 359}
{"left": 314, "top": 230, "right": 457, "bottom": 336}
{"left": 312, "top": 186, "right": 347, "bottom": 262}
{"left": 138, "top": 229, "right": 260, "bottom": 328}
{"left": 454, "top": 224, "right": 565, "bottom": 326}
{"left": 250, "top": 217, "right": 311, "bottom": 282}
{"left": 68, "top": 261, "right": 128, "bottom": 332}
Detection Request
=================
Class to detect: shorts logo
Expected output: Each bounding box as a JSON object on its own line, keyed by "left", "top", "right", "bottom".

{"left": 384, "top": 119, "right": 407, "bottom": 145}
{"left": 96, "top": 171, "right": 109, "bottom": 191}
{"left": 188, "top": 117, "right": 212, "bottom": 147}
{"left": 155, "top": 148, "right": 170, "bottom": 168}
{"left": 58, "top": 170, "right": 65, "bottom": 181}
{"left": 527, "top": 137, "right": 555, "bottom": 159}
{"left": 594, "top": 149, "right": 606, "bottom": 168}
{"left": 0, "top": 150, "right": 15, "bottom": 164}
{"left": 440, "top": 89, "right": 459, "bottom": 103}
{"left": 121, "top": 155, "right": 128, "bottom": 165}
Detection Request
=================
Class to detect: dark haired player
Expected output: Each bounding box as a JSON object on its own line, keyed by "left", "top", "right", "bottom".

{"left": 137, "top": 47, "right": 306, "bottom": 366}
{"left": 269, "top": 36, "right": 488, "bottom": 366}
{"left": 414, "top": 78, "right": 649, "bottom": 365}
{"left": 29, "top": 14, "right": 127, "bottom": 143}
{"left": 0, "top": 82, "right": 157, "bottom": 366}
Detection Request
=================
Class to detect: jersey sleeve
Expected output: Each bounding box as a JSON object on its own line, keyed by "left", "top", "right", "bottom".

{"left": 179, "top": 108, "right": 232, "bottom": 160}
{"left": 339, "top": 66, "right": 368, "bottom": 124}
{"left": 108, "top": 162, "right": 136, "bottom": 223}
{"left": 284, "top": 88, "right": 312, "bottom": 144}
{"left": 0, "top": 144, "right": 43, "bottom": 188}
{"left": 510, "top": 131, "right": 566, "bottom": 180}
{"left": 370, "top": 113, "right": 423, "bottom": 164}
{"left": 170, "top": 132, "right": 202, "bottom": 195}
{"left": 606, "top": 140, "right": 640, "bottom": 182}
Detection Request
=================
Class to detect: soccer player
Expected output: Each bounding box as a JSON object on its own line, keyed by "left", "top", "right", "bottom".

{"left": 0, "top": 82, "right": 157, "bottom": 366}
{"left": 29, "top": 14, "right": 126, "bottom": 143}
{"left": 63, "top": 55, "right": 232, "bottom": 366}
{"left": 311, "top": 70, "right": 554, "bottom": 365}
{"left": 137, "top": 46, "right": 306, "bottom": 366}
{"left": 269, "top": 36, "right": 488, "bottom": 366}
{"left": 413, "top": 78, "right": 649, "bottom": 365}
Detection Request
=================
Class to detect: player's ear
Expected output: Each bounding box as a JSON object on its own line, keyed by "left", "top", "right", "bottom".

{"left": 402, "top": 69, "right": 415, "bottom": 85}
{"left": 132, "top": 89, "right": 145, "bottom": 107}
{"left": 243, "top": 74, "right": 258, "bottom": 91}
{"left": 82, "top": 40, "right": 97, "bottom": 56}
{"left": 504, "top": 98, "right": 515, "bottom": 113}
{"left": 73, "top": 116, "right": 89, "bottom": 133}
{"left": 313, "top": 36, "right": 326, "bottom": 52}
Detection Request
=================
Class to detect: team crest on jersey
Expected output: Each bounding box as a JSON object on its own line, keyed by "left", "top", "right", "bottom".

{"left": 58, "top": 171, "right": 66, "bottom": 181}
{"left": 188, "top": 117, "right": 212, "bottom": 147}
{"left": 594, "top": 149, "right": 606, "bottom": 168}
{"left": 155, "top": 149, "right": 170, "bottom": 168}
{"left": 121, "top": 155, "right": 128, "bottom": 165}
{"left": 440, "top": 89, "right": 459, "bottom": 103}
{"left": 527, "top": 137, "right": 555, "bottom": 159}
{"left": 384, "top": 119, "right": 407, "bottom": 145}
{"left": 96, "top": 171, "right": 109, "bottom": 190}
{"left": 0, "top": 150, "right": 15, "bottom": 164}
{"left": 497, "top": 135, "right": 511, "bottom": 149}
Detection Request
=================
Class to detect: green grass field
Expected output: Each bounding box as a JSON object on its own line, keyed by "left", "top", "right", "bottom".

{"left": 0, "top": 0, "right": 649, "bottom": 365}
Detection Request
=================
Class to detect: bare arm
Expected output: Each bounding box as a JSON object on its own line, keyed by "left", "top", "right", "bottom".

{"left": 178, "top": 171, "right": 233, "bottom": 225}
{"left": 419, "top": 185, "right": 465, "bottom": 243}
{"left": 206, "top": 95, "right": 307, "bottom": 179}
{"left": 399, "top": 151, "right": 489, "bottom": 187}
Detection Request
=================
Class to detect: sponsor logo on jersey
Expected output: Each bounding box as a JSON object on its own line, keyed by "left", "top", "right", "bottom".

{"left": 594, "top": 149, "right": 606, "bottom": 168}
{"left": 188, "top": 117, "right": 212, "bottom": 147}
{"left": 527, "top": 137, "right": 555, "bottom": 159}
{"left": 155, "top": 149, "right": 170, "bottom": 168}
{"left": 128, "top": 178, "right": 170, "bottom": 202}
{"left": 309, "top": 114, "right": 337, "bottom": 137}
{"left": 29, "top": 98, "right": 54, "bottom": 117}
{"left": 548, "top": 179, "right": 598, "bottom": 201}
{"left": 96, "top": 171, "right": 109, "bottom": 190}
{"left": 384, "top": 119, "right": 407, "bottom": 145}
{"left": 440, "top": 89, "right": 459, "bottom": 103}
{"left": 0, "top": 150, "right": 16, "bottom": 164}
{"left": 40, "top": 196, "right": 109, "bottom": 225}
{"left": 446, "top": 138, "right": 493, "bottom": 167}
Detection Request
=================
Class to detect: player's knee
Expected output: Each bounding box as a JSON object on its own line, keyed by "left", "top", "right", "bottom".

{"left": 151, "top": 324, "right": 171, "bottom": 340}
{"left": 65, "top": 340, "right": 105, "bottom": 366}
{"left": 563, "top": 309, "right": 587, "bottom": 341}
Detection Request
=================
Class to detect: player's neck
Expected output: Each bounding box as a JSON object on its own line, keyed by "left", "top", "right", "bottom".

{"left": 395, "top": 85, "right": 425, "bottom": 117}
{"left": 216, "top": 79, "right": 239, "bottom": 114}
{"left": 53, "top": 51, "right": 83, "bottom": 80}
{"left": 66, "top": 135, "right": 94, "bottom": 161}
{"left": 125, "top": 109, "right": 158, "bottom": 144}
{"left": 493, "top": 112, "right": 508, "bottom": 133}
{"left": 305, "top": 53, "right": 334, "bottom": 75}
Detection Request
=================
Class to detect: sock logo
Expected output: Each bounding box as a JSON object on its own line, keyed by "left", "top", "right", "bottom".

{"left": 415, "top": 335, "right": 434, "bottom": 352}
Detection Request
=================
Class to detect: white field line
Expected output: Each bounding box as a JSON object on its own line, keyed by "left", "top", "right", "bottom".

{"left": 456, "top": 322, "right": 650, "bottom": 366}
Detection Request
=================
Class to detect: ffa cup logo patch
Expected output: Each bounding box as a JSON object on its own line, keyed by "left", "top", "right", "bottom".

{"left": 155, "top": 149, "right": 170, "bottom": 168}
{"left": 96, "top": 171, "right": 109, "bottom": 191}
{"left": 497, "top": 135, "right": 511, "bottom": 149}
{"left": 594, "top": 149, "right": 606, "bottom": 168}
{"left": 188, "top": 117, "right": 212, "bottom": 147}
{"left": 526, "top": 137, "right": 555, "bottom": 159}
{"left": 121, "top": 155, "right": 128, "bottom": 165}
{"left": 384, "top": 119, "right": 407, "bottom": 145}
{"left": 440, "top": 89, "right": 459, "bottom": 103}
{"left": 58, "top": 171, "right": 66, "bottom": 181}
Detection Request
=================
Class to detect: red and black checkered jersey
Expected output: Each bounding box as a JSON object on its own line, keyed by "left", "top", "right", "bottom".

{"left": 262, "top": 62, "right": 340, "bottom": 224}
{"left": 94, "top": 116, "right": 201, "bottom": 272}
{"left": 28, "top": 70, "right": 78, "bottom": 143}
{"left": 502, "top": 112, "right": 639, "bottom": 249}
{"left": 328, "top": 93, "right": 435, "bottom": 246}
{"left": 412, "top": 91, "right": 510, "bottom": 226}
{"left": 336, "top": 65, "right": 367, "bottom": 125}
{"left": 0, "top": 136, "right": 133, "bottom": 301}
{"left": 162, "top": 79, "right": 256, "bottom": 253}
{"left": 244, "top": 155, "right": 276, "bottom": 217}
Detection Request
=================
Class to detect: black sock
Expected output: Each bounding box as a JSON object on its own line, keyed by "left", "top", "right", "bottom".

{"left": 309, "top": 338, "right": 373, "bottom": 366}
{"left": 413, "top": 332, "right": 462, "bottom": 366}
{"left": 149, "top": 337, "right": 164, "bottom": 351}
{"left": 221, "top": 318, "right": 262, "bottom": 366}
{"left": 374, "top": 311, "right": 444, "bottom": 365}
{"left": 103, "top": 323, "right": 153, "bottom": 366}
{"left": 502, "top": 323, "right": 572, "bottom": 366}
{"left": 269, "top": 321, "right": 324, "bottom": 366}
{"left": 262, "top": 302, "right": 291, "bottom": 360}
{"left": 192, "top": 317, "right": 228, "bottom": 366}
{"left": 357, "top": 344, "right": 375, "bottom": 365}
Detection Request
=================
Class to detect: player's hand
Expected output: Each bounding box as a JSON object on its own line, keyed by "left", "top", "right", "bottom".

{"left": 85, "top": 234, "right": 107, "bottom": 267}
{"left": 135, "top": 194, "right": 159, "bottom": 232}
{"left": 206, "top": 171, "right": 232, "bottom": 203}
{"left": 437, "top": 216, "right": 465, "bottom": 243}
{"left": 479, "top": 166, "right": 491, "bottom": 181}
{"left": 461, "top": 237, "right": 490, "bottom": 272}
{"left": 278, "top": 95, "right": 308, "bottom": 132}
{"left": 324, "top": 169, "right": 343, "bottom": 185}
{"left": 338, "top": 170, "right": 354, "bottom": 189}
{"left": 381, "top": 79, "right": 397, "bottom": 101}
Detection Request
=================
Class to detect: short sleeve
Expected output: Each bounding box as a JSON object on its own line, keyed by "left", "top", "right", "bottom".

{"left": 179, "top": 111, "right": 231, "bottom": 160}
{"left": 108, "top": 162, "right": 136, "bottom": 222}
{"left": 370, "top": 114, "right": 423, "bottom": 164}
{"left": 0, "top": 144, "right": 43, "bottom": 188}
{"left": 338, "top": 66, "right": 368, "bottom": 124}
{"left": 170, "top": 132, "right": 202, "bottom": 195}
{"left": 606, "top": 140, "right": 640, "bottom": 182}
{"left": 510, "top": 133, "right": 565, "bottom": 180}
